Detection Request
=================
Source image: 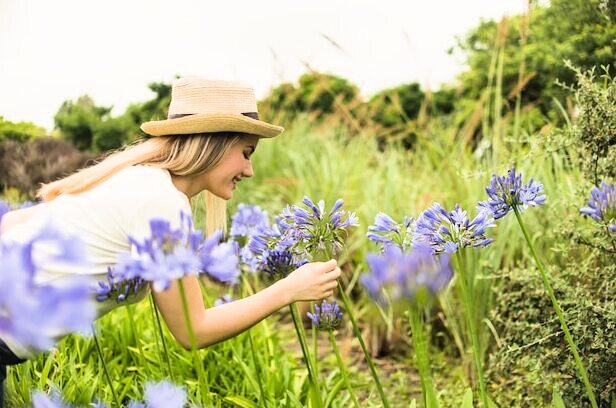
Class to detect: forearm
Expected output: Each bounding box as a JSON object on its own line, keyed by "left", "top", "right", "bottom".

{"left": 194, "top": 278, "right": 292, "bottom": 348}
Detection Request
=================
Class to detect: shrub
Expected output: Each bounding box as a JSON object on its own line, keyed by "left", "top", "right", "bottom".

{"left": 0, "top": 138, "right": 96, "bottom": 198}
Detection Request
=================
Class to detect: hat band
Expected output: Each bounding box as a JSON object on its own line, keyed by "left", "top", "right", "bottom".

{"left": 168, "top": 112, "right": 260, "bottom": 120}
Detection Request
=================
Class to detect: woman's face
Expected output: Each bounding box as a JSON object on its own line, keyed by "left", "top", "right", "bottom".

{"left": 200, "top": 134, "right": 259, "bottom": 200}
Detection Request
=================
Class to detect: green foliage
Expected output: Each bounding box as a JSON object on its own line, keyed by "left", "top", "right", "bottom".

{"left": 54, "top": 95, "right": 111, "bottom": 151}
{"left": 562, "top": 64, "right": 616, "bottom": 183}
{"left": 0, "top": 138, "right": 96, "bottom": 198}
{"left": 456, "top": 0, "right": 616, "bottom": 125}
{"left": 0, "top": 116, "right": 46, "bottom": 143}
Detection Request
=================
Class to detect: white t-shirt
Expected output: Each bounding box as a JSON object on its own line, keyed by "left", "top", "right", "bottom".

{"left": 0, "top": 165, "right": 192, "bottom": 358}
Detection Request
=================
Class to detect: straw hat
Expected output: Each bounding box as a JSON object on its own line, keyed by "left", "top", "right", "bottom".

{"left": 140, "top": 77, "right": 284, "bottom": 138}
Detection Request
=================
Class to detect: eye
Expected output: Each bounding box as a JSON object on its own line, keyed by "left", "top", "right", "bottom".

{"left": 243, "top": 151, "right": 250, "bottom": 160}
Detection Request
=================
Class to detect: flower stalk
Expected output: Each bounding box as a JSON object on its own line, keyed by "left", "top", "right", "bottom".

{"left": 513, "top": 208, "right": 598, "bottom": 408}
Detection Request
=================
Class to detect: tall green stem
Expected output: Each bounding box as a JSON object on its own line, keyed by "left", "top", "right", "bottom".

{"left": 177, "top": 279, "right": 210, "bottom": 405}
{"left": 247, "top": 329, "right": 268, "bottom": 405}
{"left": 317, "top": 247, "right": 389, "bottom": 407}
{"left": 336, "top": 281, "right": 390, "bottom": 407}
{"left": 126, "top": 304, "right": 148, "bottom": 373}
{"left": 513, "top": 208, "right": 598, "bottom": 408}
{"left": 327, "top": 329, "right": 361, "bottom": 408}
{"left": 454, "top": 251, "right": 489, "bottom": 408}
{"left": 408, "top": 305, "right": 439, "bottom": 408}
{"left": 149, "top": 294, "right": 174, "bottom": 382}
{"left": 91, "top": 324, "right": 120, "bottom": 408}
{"left": 289, "top": 302, "right": 322, "bottom": 407}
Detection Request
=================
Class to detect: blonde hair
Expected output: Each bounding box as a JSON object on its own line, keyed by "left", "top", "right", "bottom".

{"left": 37, "top": 133, "right": 243, "bottom": 235}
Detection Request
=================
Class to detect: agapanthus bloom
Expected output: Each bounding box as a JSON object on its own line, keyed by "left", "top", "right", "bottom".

{"left": 413, "top": 203, "right": 495, "bottom": 254}
{"left": 0, "top": 199, "right": 10, "bottom": 224}
{"left": 31, "top": 390, "right": 72, "bottom": 408}
{"left": 278, "top": 196, "right": 358, "bottom": 258}
{"left": 230, "top": 204, "right": 269, "bottom": 241}
{"left": 109, "top": 212, "right": 239, "bottom": 292}
{"left": 128, "top": 380, "right": 187, "bottom": 408}
{"left": 214, "top": 293, "right": 233, "bottom": 307}
{"left": 367, "top": 212, "right": 416, "bottom": 251}
{"left": 93, "top": 266, "right": 146, "bottom": 303}
{"left": 362, "top": 244, "right": 452, "bottom": 304}
{"left": 0, "top": 224, "right": 95, "bottom": 351}
{"left": 307, "top": 300, "right": 343, "bottom": 330}
{"left": 483, "top": 166, "right": 546, "bottom": 219}
{"left": 261, "top": 249, "right": 307, "bottom": 280}
{"left": 580, "top": 181, "right": 616, "bottom": 232}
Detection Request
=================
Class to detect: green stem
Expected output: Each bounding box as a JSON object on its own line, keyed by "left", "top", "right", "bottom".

{"left": 91, "top": 324, "right": 121, "bottom": 408}
{"left": 317, "top": 248, "right": 389, "bottom": 407}
{"left": 336, "top": 281, "right": 390, "bottom": 408}
{"left": 177, "top": 279, "right": 210, "bottom": 405}
{"left": 149, "top": 294, "right": 174, "bottom": 382}
{"left": 454, "top": 251, "right": 489, "bottom": 408}
{"left": 247, "top": 329, "right": 268, "bottom": 405}
{"left": 290, "top": 302, "right": 322, "bottom": 408}
{"left": 328, "top": 329, "right": 361, "bottom": 408}
{"left": 126, "top": 304, "right": 148, "bottom": 373}
{"left": 408, "top": 305, "right": 439, "bottom": 408}
{"left": 513, "top": 208, "right": 598, "bottom": 408}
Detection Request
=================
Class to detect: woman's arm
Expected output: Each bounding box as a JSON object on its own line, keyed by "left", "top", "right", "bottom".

{"left": 153, "top": 259, "right": 340, "bottom": 349}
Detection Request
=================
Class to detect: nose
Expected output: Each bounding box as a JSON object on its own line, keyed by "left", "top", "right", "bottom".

{"left": 242, "top": 161, "right": 254, "bottom": 178}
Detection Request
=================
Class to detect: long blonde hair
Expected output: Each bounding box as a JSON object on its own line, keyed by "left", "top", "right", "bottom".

{"left": 37, "top": 133, "right": 243, "bottom": 235}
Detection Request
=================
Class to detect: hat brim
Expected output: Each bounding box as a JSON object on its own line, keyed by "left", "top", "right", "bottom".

{"left": 140, "top": 113, "right": 284, "bottom": 138}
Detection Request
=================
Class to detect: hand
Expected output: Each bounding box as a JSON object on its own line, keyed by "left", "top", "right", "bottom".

{"left": 282, "top": 259, "right": 341, "bottom": 303}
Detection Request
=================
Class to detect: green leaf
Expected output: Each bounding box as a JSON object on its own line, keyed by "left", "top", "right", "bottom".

{"left": 551, "top": 390, "right": 566, "bottom": 408}
{"left": 409, "top": 399, "right": 417, "bottom": 408}
{"left": 223, "top": 395, "right": 260, "bottom": 408}
{"left": 461, "top": 388, "right": 474, "bottom": 408}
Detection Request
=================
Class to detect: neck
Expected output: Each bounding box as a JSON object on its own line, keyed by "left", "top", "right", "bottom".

{"left": 170, "top": 174, "right": 201, "bottom": 199}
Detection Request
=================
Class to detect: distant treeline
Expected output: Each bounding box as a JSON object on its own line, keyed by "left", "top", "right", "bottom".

{"left": 1, "top": 0, "right": 614, "bottom": 153}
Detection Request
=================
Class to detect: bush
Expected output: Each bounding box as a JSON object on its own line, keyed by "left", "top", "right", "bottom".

{"left": 0, "top": 138, "right": 97, "bottom": 198}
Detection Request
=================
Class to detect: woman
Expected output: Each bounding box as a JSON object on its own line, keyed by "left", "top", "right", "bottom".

{"left": 0, "top": 78, "right": 341, "bottom": 403}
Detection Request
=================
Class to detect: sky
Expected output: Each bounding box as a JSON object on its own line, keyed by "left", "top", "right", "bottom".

{"left": 0, "top": 0, "right": 527, "bottom": 131}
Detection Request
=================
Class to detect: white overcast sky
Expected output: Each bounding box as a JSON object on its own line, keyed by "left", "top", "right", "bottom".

{"left": 0, "top": 0, "right": 526, "bottom": 131}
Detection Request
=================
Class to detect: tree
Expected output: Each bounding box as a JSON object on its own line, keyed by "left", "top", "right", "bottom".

{"left": 54, "top": 95, "right": 111, "bottom": 151}
{"left": 0, "top": 116, "right": 46, "bottom": 143}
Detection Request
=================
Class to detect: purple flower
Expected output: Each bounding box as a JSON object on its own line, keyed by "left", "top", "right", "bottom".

{"left": 307, "top": 300, "right": 343, "bottom": 330}
{"left": 214, "top": 294, "right": 233, "bottom": 307}
{"left": 0, "top": 224, "right": 95, "bottom": 351}
{"left": 230, "top": 204, "right": 270, "bottom": 239}
{"left": 278, "top": 196, "right": 358, "bottom": 258}
{"left": 413, "top": 203, "right": 495, "bottom": 254}
{"left": 362, "top": 244, "right": 452, "bottom": 304}
{"left": 367, "top": 212, "right": 416, "bottom": 250}
{"left": 0, "top": 199, "right": 10, "bottom": 225}
{"left": 261, "top": 249, "right": 307, "bottom": 279}
{"left": 143, "top": 380, "right": 187, "bottom": 408}
{"left": 483, "top": 166, "right": 546, "bottom": 219}
{"left": 31, "top": 390, "right": 72, "bottom": 408}
{"left": 110, "top": 211, "right": 239, "bottom": 292}
{"left": 580, "top": 181, "right": 616, "bottom": 232}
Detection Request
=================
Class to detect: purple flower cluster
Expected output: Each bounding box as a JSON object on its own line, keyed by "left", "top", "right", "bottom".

{"left": 0, "top": 224, "right": 95, "bottom": 351}
{"left": 278, "top": 196, "right": 358, "bottom": 258}
{"left": 107, "top": 212, "right": 239, "bottom": 293}
{"left": 367, "top": 212, "right": 416, "bottom": 251}
{"left": 0, "top": 199, "right": 10, "bottom": 224}
{"left": 128, "top": 380, "right": 187, "bottom": 408}
{"left": 483, "top": 166, "right": 546, "bottom": 219}
{"left": 413, "top": 203, "right": 495, "bottom": 254}
{"left": 307, "top": 300, "right": 343, "bottom": 331}
{"left": 93, "top": 266, "right": 146, "bottom": 303}
{"left": 362, "top": 244, "right": 452, "bottom": 304}
{"left": 31, "top": 380, "right": 186, "bottom": 408}
{"left": 214, "top": 293, "right": 233, "bottom": 307}
{"left": 580, "top": 181, "right": 616, "bottom": 232}
{"left": 230, "top": 203, "right": 269, "bottom": 241}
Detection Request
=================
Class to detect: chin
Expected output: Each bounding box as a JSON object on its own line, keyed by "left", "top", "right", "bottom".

{"left": 210, "top": 189, "right": 233, "bottom": 200}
